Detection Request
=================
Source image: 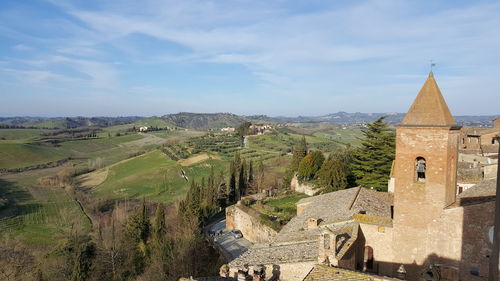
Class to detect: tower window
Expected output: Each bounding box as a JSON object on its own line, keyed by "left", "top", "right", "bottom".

{"left": 416, "top": 157, "right": 426, "bottom": 183}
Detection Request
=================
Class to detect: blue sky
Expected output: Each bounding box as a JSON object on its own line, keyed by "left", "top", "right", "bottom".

{"left": 1, "top": 0, "right": 499, "bottom": 117}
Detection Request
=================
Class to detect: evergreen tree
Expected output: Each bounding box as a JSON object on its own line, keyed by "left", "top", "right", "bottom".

{"left": 315, "top": 156, "right": 348, "bottom": 193}
{"left": 248, "top": 160, "right": 254, "bottom": 186}
{"left": 238, "top": 160, "right": 247, "bottom": 198}
{"left": 228, "top": 162, "right": 237, "bottom": 204}
{"left": 257, "top": 159, "right": 265, "bottom": 192}
{"left": 290, "top": 136, "right": 308, "bottom": 171}
{"left": 297, "top": 154, "right": 314, "bottom": 181}
{"left": 352, "top": 117, "right": 395, "bottom": 191}
{"left": 125, "top": 199, "right": 150, "bottom": 244}
{"left": 298, "top": 151, "right": 324, "bottom": 181}
{"left": 152, "top": 203, "right": 166, "bottom": 241}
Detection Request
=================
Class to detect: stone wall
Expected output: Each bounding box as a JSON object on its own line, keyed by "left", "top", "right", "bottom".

{"left": 290, "top": 175, "right": 316, "bottom": 196}
{"left": 226, "top": 203, "right": 278, "bottom": 244}
{"left": 228, "top": 261, "right": 316, "bottom": 281}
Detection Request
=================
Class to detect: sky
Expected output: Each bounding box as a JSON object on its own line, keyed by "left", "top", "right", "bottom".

{"left": 0, "top": 0, "right": 499, "bottom": 117}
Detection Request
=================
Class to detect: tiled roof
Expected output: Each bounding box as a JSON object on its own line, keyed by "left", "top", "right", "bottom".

{"left": 454, "top": 179, "right": 497, "bottom": 206}
{"left": 228, "top": 241, "right": 317, "bottom": 267}
{"left": 272, "top": 187, "right": 392, "bottom": 244}
{"left": 460, "top": 179, "right": 496, "bottom": 198}
{"left": 303, "top": 265, "right": 398, "bottom": 281}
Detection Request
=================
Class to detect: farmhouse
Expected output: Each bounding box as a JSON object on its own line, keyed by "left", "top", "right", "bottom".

{"left": 225, "top": 72, "right": 499, "bottom": 281}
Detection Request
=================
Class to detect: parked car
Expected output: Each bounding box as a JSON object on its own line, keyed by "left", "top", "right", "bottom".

{"left": 230, "top": 229, "right": 243, "bottom": 239}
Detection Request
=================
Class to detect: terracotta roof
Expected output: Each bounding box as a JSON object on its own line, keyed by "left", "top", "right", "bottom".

{"left": 303, "top": 265, "right": 398, "bottom": 281}
{"left": 401, "top": 72, "right": 456, "bottom": 126}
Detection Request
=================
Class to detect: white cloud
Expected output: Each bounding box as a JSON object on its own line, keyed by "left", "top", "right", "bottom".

{"left": 1, "top": 0, "right": 499, "bottom": 115}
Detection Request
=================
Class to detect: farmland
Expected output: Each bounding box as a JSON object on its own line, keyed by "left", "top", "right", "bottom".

{"left": 0, "top": 120, "right": 362, "bottom": 246}
{"left": 0, "top": 143, "right": 70, "bottom": 170}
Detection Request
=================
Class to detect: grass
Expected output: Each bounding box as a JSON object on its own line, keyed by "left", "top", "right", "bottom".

{"left": 251, "top": 191, "right": 309, "bottom": 231}
{"left": 0, "top": 143, "right": 70, "bottom": 169}
{"left": 0, "top": 129, "right": 52, "bottom": 140}
{"left": 92, "top": 150, "right": 228, "bottom": 203}
{"left": 59, "top": 134, "right": 144, "bottom": 154}
{"left": 263, "top": 192, "right": 310, "bottom": 212}
{"left": 0, "top": 180, "right": 91, "bottom": 245}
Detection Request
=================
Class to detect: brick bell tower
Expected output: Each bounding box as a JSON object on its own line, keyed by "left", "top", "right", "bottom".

{"left": 392, "top": 72, "right": 461, "bottom": 278}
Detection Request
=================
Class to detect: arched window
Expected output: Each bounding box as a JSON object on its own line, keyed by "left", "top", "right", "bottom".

{"left": 416, "top": 157, "right": 426, "bottom": 183}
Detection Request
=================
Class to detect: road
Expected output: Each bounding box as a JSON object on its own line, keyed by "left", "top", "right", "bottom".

{"left": 205, "top": 218, "right": 252, "bottom": 261}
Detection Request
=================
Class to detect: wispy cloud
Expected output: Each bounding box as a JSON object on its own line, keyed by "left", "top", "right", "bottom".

{"left": 0, "top": 0, "right": 499, "bottom": 116}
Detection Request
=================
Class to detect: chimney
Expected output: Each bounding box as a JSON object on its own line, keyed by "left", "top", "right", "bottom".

{"left": 307, "top": 217, "right": 319, "bottom": 229}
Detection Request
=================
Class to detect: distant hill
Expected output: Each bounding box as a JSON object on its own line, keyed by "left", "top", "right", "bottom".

{"left": 1, "top": 112, "right": 498, "bottom": 130}
{"left": 161, "top": 112, "right": 248, "bottom": 130}
{"left": 0, "top": 117, "right": 142, "bottom": 129}
{"left": 249, "top": 112, "right": 499, "bottom": 127}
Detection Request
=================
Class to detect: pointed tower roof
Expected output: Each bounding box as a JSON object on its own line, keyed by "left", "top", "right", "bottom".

{"left": 401, "top": 72, "right": 456, "bottom": 126}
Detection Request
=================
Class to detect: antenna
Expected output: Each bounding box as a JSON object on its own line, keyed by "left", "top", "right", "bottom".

{"left": 430, "top": 60, "right": 436, "bottom": 72}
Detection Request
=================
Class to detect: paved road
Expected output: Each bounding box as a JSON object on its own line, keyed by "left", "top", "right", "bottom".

{"left": 206, "top": 218, "right": 252, "bottom": 261}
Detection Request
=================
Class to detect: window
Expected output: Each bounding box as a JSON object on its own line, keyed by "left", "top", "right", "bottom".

{"left": 416, "top": 157, "right": 426, "bottom": 183}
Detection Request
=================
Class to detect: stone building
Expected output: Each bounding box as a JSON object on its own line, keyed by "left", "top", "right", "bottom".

{"left": 225, "top": 73, "right": 499, "bottom": 281}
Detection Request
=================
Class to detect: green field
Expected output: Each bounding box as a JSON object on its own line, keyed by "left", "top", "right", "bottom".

{"left": 0, "top": 129, "right": 51, "bottom": 140}
{"left": 0, "top": 121, "right": 359, "bottom": 246}
{"left": 92, "top": 150, "right": 228, "bottom": 203}
{"left": 0, "top": 143, "right": 70, "bottom": 169}
{"left": 0, "top": 180, "right": 91, "bottom": 244}
{"left": 263, "top": 192, "right": 310, "bottom": 212}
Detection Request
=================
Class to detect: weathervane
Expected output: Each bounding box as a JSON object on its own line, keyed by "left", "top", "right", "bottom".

{"left": 430, "top": 60, "right": 436, "bottom": 72}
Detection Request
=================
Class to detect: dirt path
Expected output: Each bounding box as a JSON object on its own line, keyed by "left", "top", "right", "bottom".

{"left": 76, "top": 168, "right": 109, "bottom": 189}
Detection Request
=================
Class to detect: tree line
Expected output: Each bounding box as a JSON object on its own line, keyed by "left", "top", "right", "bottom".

{"left": 286, "top": 117, "right": 395, "bottom": 193}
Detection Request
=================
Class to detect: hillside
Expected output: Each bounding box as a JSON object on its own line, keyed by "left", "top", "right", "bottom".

{"left": 161, "top": 112, "right": 249, "bottom": 130}
{"left": 0, "top": 116, "right": 143, "bottom": 129}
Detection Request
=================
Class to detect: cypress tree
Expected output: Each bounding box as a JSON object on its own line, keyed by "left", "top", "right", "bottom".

{"left": 290, "top": 136, "right": 308, "bottom": 171}
{"left": 152, "top": 203, "right": 166, "bottom": 240}
{"left": 238, "top": 160, "right": 247, "bottom": 198}
{"left": 228, "top": 162, "right": 237, "bottom": 204}
{"left": 248, "top": 160, "right": 254, "bottom": 186}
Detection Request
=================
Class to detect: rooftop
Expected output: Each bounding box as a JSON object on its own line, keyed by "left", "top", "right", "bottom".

{"left": 401, "top": 72, "right": 456, "bottom": 127}
{"left": 228, "top": 241, "right": 318, "bottom": 267}
{"left": 272, "top": 187, "right": 392, "bottom": 244}
{"left": 455, "top": 179, "right": 497, "bottom": 206}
